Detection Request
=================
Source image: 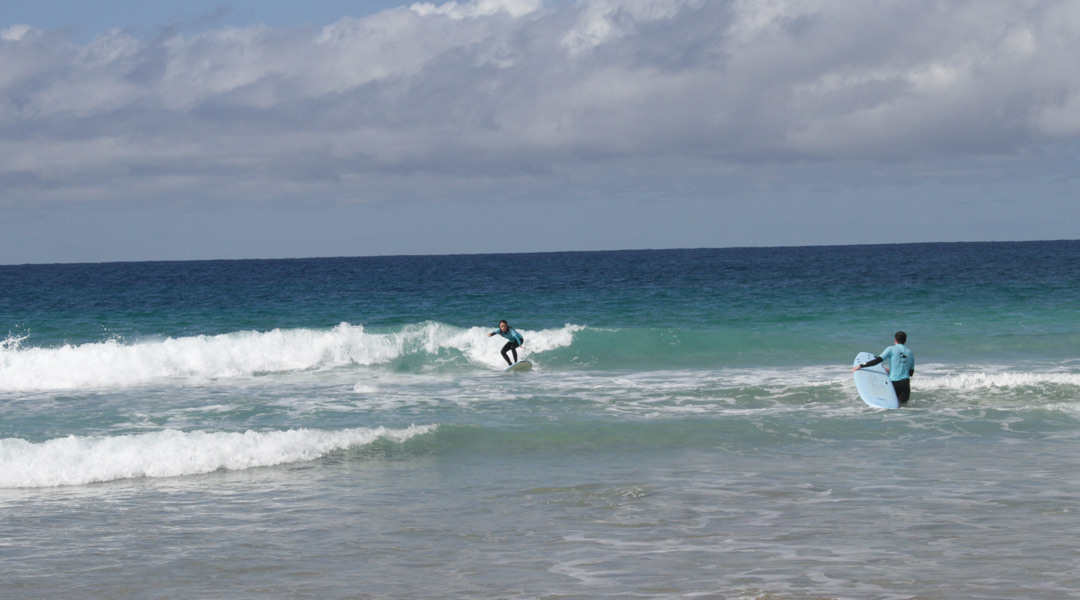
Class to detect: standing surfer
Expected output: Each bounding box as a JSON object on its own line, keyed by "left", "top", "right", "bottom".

{"left": 488, "top": 320, "right": 525, "bottom": 366}
{"left": 853, "top": 331, "right": 915, "bottom": 404}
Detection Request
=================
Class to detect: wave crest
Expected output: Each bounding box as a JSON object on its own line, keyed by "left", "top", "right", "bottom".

{"left": 0, "top": 322, "right": 583, "bottom": 391}
{"left": 0, "top": 424, "right": 437, "bottom": 488}
{"left": 918, "top": 371, "right": 1080, "bottom": 391}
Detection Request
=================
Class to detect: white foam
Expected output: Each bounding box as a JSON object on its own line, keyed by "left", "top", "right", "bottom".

{"left": 709, "top": 364, "right": 1080, "bottom": 395}
{"left": 918, "top": 370, "right": 1080, "bottom": 391}
{"left": 463, "top": 323, "right": 584, "bottom": 368}
{"left": 0, "top": 424, "right": 437, "bottom": 488}
{"left": 0, "top": 323, "right": 583, "bottom": 392}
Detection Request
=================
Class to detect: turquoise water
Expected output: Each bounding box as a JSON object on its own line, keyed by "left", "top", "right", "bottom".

{"left": 2, "top": 241, "right": 1080, "bottom": 598}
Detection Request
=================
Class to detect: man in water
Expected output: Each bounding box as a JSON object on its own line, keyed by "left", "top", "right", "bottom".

{"left": 853, "top": 331, "right": 916, "bottom": 404}
{"left": 488, "top": 320, "right": 525, "bottom": 366}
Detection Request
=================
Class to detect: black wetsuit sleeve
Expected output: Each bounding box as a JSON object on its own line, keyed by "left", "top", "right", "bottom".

{"left": 861, "top": 356, "right": 883, "bottom": 368}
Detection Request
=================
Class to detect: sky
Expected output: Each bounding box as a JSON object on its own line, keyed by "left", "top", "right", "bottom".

{"left": 2, "top": 0, "right": 1079, "bottom": 264}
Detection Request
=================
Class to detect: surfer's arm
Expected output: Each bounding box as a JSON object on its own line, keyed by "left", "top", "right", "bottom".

{"left": 859, "top": 356, "right": 884, "bottom": 369}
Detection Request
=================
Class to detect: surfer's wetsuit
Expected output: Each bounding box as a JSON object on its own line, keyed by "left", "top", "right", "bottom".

{"left": 492, "top": 328, "right": 524, "bottom": 366}
{"left": 860, "top": 343, "right": 915, "bottom": 404}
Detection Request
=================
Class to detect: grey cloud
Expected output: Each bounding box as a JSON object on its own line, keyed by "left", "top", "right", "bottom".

{"left": 2, "top": 0, "right": 1079, "bottom": 202}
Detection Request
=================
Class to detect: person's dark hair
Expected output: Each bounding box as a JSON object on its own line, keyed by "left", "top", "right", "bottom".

{"left": 499, "top": 320, "right": 509, "bottom": 327}
{"left": 895, "top": 331, "right": 907, "bottom": 344}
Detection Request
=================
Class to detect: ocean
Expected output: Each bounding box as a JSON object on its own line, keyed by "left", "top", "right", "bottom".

{"left": 2, "top": 241, "right": 1079, "bottom": 599}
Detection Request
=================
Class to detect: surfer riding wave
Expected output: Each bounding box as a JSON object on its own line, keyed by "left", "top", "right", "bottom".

{"left": 488, "top": 320, "right": 525, "bottom": 366}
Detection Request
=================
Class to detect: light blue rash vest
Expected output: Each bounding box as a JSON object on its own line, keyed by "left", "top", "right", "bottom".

{"left": 492, "top": 328, "right": 524, "bottom": 345}
{"left": 880, "top": 343, "right": 915, "bottom": 382}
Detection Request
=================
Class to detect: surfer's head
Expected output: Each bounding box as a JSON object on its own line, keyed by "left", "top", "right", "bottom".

{"left": 499, "top": 320, "right": 509, "bottom": 332}
{"left": 894, "top": 331, "right": 907, "bottom": 344}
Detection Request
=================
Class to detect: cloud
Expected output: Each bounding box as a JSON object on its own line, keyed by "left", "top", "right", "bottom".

{"left": 2, "top": 0, "right": 1079, "bottom": 203}
{"left": 409, "top": 0, "right": 544, "bottom": 19}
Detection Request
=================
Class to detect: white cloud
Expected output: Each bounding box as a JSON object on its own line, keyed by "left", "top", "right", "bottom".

{"left": 560, "top": 0, "right": 701, "bottom": 54}
{"left": 1, "top": 24, "right": 38, "bottom": 42}
{"left": 2, "top": 0, "right": 1079, "bottom": 203}
{"left": 409, "top": 0, "right": 543, "bottom": 19}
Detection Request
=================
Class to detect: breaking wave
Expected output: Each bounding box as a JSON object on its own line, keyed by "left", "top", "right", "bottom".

{"left": 0, "top": 322, "right": 582, "bottom": 392}
{"left": 0, "top": 424, "right": 437, "bottom": 488}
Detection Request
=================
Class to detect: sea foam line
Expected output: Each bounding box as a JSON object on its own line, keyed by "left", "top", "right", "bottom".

{"left": 917, "top": 371, "right": 1080, "bottom": 391}
{"left": 0, "top": 424, "right": 437, "bottom": 488}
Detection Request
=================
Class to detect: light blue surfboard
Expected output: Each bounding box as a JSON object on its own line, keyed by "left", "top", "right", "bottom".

{"left": 853, "top": 351, "right": 899, "bottom": 409}
{"left": 504, "top": 360, "right": 533, "bottom": 372}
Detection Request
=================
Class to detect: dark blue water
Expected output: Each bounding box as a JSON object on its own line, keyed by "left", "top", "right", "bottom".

{"left": 5, "top": 241, "right": 1078, "bottom": 358}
